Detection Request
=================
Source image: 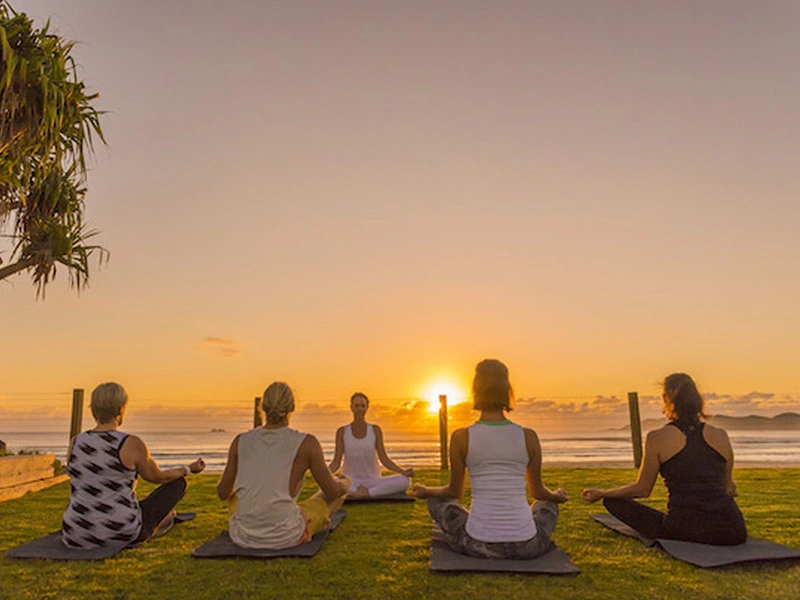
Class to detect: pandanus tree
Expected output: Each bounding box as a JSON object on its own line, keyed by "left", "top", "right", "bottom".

{"left": 0, "top": 1, "right": 106, "bottom": 296}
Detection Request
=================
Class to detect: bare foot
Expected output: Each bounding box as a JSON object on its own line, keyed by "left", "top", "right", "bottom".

{"left": 349, "top": 485, "right": 370, "bottom": 499}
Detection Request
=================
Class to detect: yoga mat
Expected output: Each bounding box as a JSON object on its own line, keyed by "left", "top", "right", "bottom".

{"left": 428, "top": 527, "right": 580, "bottom": 575}
{"left": 191, "top": 509, "right": 346, "bottom": 559}
{"left": 5, "top": 513, "right": 197, "bottom": 561}
{"left": 345, "top": 491, "right": 415, "bottom": 504}
{"left": 591, "top": 513, "right": 800, "bottom": 568}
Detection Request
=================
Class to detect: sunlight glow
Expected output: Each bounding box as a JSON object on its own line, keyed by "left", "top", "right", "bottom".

{"left": 422, "top": 378, "right": 469, "bottom": 414}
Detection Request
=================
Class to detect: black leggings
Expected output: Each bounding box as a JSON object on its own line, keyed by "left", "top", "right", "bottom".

{"left": 603, "top": 497, "right": 747, "bottom": 546}
{"left": 133, "top": 477, "right": 187, "bottom": 543}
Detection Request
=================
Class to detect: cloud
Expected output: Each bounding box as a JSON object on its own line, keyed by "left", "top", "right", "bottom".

{"left": 198, "top": 337, "right": 241, "bottom": 358}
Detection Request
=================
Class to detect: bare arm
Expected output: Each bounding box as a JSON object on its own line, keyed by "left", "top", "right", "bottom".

{"left": 217, "top": 435, "right": 240, "bottom": 501}
{"left": 710, "top": 426, "right": 738, "bottom": 496}
{"left": 121, "top": 435, "right": 204, "bottom": 485}
{"left": 582, "top": 431, "right": 661, "bottom": 502}
{"left": 374, "top": 426, "right": 413, "bottom": 477}
{"left": 412, "top": 429, "right": 467, "bottom": 499}
{"left": 328, "top": 427, "right": 345, "bottom": 473}
{"left": 302, "top": 435, "right": 348, "bottom": 501}
{"left": 525, "top": 429, "right": 568, "bottom": 503}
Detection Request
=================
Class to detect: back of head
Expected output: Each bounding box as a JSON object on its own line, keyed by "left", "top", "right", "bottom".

{"left": 262, "top": 382, "right": 295, "bottom": 425}
{"left": 662, "top": 373, "right": 707, "bottom": 425}
{"left": 91, "top": 382, "right": 129, "bottom": 424}
{"left": 472, "top": 359, "right": 514, "bottom": 412}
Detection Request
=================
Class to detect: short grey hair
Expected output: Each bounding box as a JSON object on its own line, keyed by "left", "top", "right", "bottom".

{"left": 90, "top": 382, "right": 129, "bottom": 423}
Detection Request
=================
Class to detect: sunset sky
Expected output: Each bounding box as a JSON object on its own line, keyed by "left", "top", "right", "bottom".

{"left": 2, "top": 1, "right": 799, "bottom": 433}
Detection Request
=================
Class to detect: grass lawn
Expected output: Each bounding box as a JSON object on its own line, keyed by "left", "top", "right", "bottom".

{"left": 1, "top": 468, "right": 799, "bottom": 600}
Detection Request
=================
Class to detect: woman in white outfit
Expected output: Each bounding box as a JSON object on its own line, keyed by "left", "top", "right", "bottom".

{"left": 412, "top": 359, "right": 568, "bottom": 559}
{"left": 329, "top": 392, "right": 414, "bottom": 499}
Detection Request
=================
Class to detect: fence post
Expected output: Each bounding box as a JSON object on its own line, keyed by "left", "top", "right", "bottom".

{"left": 69, "top": 389, "right": 84, "bottom": 441}
{"left": 628, "top": 391, "right": 643, "bottom": 469}
{"left": 253, "top": 396, "right": 262, "bottom": 428}
{"left": 439, "top": 394, "right": 448, "bottom": 470}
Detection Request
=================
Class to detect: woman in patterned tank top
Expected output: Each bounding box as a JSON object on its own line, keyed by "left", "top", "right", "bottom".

{"left": 62, "top": 382, "right": 206, "bottom": 549}
{"left": 582, "top": 373, "right": 746, "bottom": 545}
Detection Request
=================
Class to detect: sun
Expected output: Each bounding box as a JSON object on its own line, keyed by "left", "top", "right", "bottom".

{"left": 422, "top": 378, "right": 469, "bottom": 414}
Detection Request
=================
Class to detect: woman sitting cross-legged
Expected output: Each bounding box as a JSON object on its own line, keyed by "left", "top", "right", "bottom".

{"left": 328, "top": 392, "right": 414, "bottom": 499}
{"left": 62, "top": 382, "right": 205, "bottom": 549}
{"left": 217, "top": 381, "right": 350, "bottom": 549}
{"left": 582, "top": 372, "right": 747, "bottom": 545}
{"left": 412, "top": 359, "right": 568, "bottom": 559}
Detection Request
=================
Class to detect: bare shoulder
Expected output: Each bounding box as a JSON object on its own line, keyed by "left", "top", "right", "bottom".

{"left": 300, "top": 433, "right": 322, "bottom": 452}
{"left": 702, "top": 423, "right": 731, "bottom": 444}
{"left": 123, "top": 434, "right": 146, "bottom": 450}
{"left": 523, "top": 427, "right": 540, "bottom": 441}
{"left": 372, "top": 424, "right": 384, "bottom": 436}
{"left": 702, "top": 422, "right": 728, "bottom": 436}
{"left": 648, "top": 424, "right": 680, "bottom": 440}
{"left": 451, "top": 427, "right": 468, "bottom": 442}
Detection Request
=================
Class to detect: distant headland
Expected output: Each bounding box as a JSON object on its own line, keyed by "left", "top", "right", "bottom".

{"left": 618, "top": 412, "right": 800, "bottom": 431}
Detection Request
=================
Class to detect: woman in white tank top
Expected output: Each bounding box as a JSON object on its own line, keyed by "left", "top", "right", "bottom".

{"left": 329, "top": 392, "right": 413, "bottom": 499}
{"left": 412, "top": 360, "right": 569, "bottom": 559}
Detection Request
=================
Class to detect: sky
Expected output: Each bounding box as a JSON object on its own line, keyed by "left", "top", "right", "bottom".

{"left": 2, "top": 1, "right": 799, "bottom": 433}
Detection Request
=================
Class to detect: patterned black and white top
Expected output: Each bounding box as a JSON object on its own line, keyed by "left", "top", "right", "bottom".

{"left": 62, "top": 430, "right": 142, "bottom": 548}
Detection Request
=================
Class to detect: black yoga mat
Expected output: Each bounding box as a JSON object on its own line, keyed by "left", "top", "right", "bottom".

{"left": 5, "top": 512, "right": 196, "bottom": 561}
{"left": 344, "top": 491, "right": 415, "bottom": 504}
{"left": 191, "top": 509, "right": 346, "bottom": 559}
{"left": 428, "top": 527, "right": 580, "bottom": 575}
{"left": 591, "top": 513, "right": 800, "bottom": 568}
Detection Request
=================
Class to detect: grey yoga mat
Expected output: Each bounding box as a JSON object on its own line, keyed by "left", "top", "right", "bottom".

{"left": 428, "top": 527, "right": 580, "bottom": 575}
{"left": 345, "top": 491, "right": 415, "bottom": 504}
{"left": 5, "top": 512, "right": 197, "bottom": 561}
{"left": 591, "top": 513, "right": 800, "bottom": 568}
{"left": 191, "top": 509, "right": 346, "bottom": 559}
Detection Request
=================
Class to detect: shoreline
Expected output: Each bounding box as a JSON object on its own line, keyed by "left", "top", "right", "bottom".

{"left": 541, "top": 460, "right": 800, "bottom": 469}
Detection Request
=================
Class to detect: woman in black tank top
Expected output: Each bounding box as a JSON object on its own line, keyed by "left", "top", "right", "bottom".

{"left": 581, "top": 373, "right": 746, "bottom": 545}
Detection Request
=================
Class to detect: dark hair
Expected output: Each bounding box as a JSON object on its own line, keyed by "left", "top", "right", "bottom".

{"left": 350, "top": 392, "right": 369, "bottom": 407}
{"left": 472, "top": 359, "right": 514, "bottom": 412}
{"left": 662, "top": 373, "right": 707, "bottom": 425}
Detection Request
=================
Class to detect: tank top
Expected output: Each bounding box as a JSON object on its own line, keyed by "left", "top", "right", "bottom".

{"left": 229, "top": 427, "right": 308, "bottom": 549}
{"left": 465, "top": 422, "right": 537, "bottom": 543}
{"left": 342, "top": 424, "right": 381, "bottom": 483}
{"left": 660, "top": 422, "right": 736, "bottom": 514}
{"left": 62, "top": 430, "right": 142, "bottom": 548}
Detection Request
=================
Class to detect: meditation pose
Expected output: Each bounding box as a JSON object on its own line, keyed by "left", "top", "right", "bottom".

{"left": 62, "top": 382, "right": 205, "bottom": 549}
{"left": 412, "top": 359, "right": 568, "bottom": 559}
{"left": 582, "top": 373, "right": 747, "bottom": 545}
{"left": 328, "top": 392, "right": 414, "bottom": 499}
{"left": 217, "top": 382, "right": 350, "bottom": 549}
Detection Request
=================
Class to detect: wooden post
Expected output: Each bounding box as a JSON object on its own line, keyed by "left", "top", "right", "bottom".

{"left": 253, "top": 396, "right": 262, "bottom": 428}
{"left": 69, "top": 389, "right": 84, "bottom": 441}
{"left": 628, "top": 391, "right": 643, "bottom": 469}
{"left": 439, "top": 394, "right": 448, "bottom": 470}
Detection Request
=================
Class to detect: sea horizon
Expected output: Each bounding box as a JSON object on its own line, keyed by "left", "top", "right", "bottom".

{"left": 3, "top": 427, "right": 799, "bottom": 472}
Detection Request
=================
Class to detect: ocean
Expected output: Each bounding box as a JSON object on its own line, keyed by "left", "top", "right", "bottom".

{"left": 2, "top": 429, "right": 798, "bottom": 471}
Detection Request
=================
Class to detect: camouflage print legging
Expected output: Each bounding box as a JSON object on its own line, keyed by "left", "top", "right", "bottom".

{"left": 427, "top": 497, "right": 559, "bottom": 560}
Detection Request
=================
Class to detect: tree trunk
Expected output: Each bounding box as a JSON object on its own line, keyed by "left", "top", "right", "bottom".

{"left": 0, "top": 258, "right": 35, "bottom": 281}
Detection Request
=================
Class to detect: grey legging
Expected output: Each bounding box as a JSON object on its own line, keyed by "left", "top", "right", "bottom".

{"left": 427, "top": 497, "right": 559, "bottom": 559}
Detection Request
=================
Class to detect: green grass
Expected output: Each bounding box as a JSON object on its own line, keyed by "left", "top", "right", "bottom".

{"left": 1, "top": 469, "right": 799, "bottom": 599}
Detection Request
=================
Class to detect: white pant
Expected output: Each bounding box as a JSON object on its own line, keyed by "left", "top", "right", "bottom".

{"left": 349, "top": 474, "right": 410, "bottom": 497}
